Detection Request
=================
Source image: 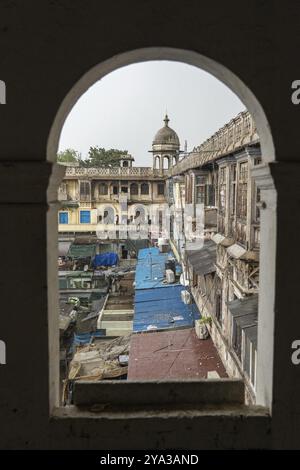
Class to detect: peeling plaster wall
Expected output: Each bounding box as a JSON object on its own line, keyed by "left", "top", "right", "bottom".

{"left": 0, "top": 0, "right": 299, "bottom": 449}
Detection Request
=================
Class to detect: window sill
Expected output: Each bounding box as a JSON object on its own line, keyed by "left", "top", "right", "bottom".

{"left": 52, "top": 403, "right": 270, "bottom": 421}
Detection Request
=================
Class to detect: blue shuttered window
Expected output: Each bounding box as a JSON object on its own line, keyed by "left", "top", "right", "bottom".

{"left": 59, "top": 212, "right": 68, "bottom": 224}
{"left": 80, "top": 210, "right": 91, "bottom": 224}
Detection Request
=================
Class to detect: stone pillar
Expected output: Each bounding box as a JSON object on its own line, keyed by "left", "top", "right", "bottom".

{"left": 159, "top": 154, "right": 163, "bottom": 173}
{"left": 0, "top": 160, "right": 64, "bottom": 421}
{"left": 251, "top": 162, "right": 276, "bottom": 410}
{"left": 263, "top": 161, "right": 300, "bottom": 447}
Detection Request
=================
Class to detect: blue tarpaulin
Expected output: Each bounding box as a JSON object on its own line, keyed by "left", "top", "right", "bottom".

{"left": 133, "top": 285, "right": 200, "bottom": 332}
{"left": 93, "top": 252, "right": 119, "bottom": 267}
{"left": 73, "top": 330, "right": 105, "bottom": 346}
{"left": 133, "top": 247, "right": 201, "bottom": 332}
{"left": 138, "top": 247, "right": 162, "bottom": 260}
{"left": 135, "top": 247, "right": 180, "bottom": 289}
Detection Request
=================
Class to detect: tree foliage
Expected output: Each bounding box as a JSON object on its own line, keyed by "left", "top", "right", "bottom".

{"left": 57, "top": 147, "right": 128, "bottom": 167}
{"left": 57, "top": 148, "right": 82, "bottom": 163}
{"left": 83, "top": 147, "right": 128, "bottom": 167}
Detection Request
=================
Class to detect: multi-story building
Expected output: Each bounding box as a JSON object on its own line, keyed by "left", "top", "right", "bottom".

{"left": 58, "top": 115, "right": 182, "bottom": 246}
{"left": 169, "top": 111, "right": 260, "bottom": 402}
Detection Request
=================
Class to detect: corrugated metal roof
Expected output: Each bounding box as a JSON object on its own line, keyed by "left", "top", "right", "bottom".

{"left": 138, "top": 247, "right": 161, "bottom": 260}
{"left": 128, "top": 328, "right": 227, "bottom": 380}
{"left": 244, "top": 324, "right": 258, "bottom": 348}
{"left": 228, "top": 295, "right": 258, "bottom": 351}
{"left": 227, "top": 243, "right": 259, "bottom": 261}
{"left": 67, "top": 243, "right": 97, "bottom": 259}
{"left": 135, "top": 285, "right": 183, "bottom": 303}
{"left": 133, "top": 285, "right": 200, "bottom": 332}
{"left": 212, "top": 233, "right": 234, "bottom": 247}
{"left": 133, "top": 247, "right": 200, "bottom": 333}
{"left": 228, "top": 294, "right": 258, "bottom": 317}
{"left": 135, "top": 247, "right": 180, "bottom": 289}
{"left": 227, "top": 243, "right": 247, "bottom": 259}
{"left": 186, "top": 240, "right": 216, "bottom": 275}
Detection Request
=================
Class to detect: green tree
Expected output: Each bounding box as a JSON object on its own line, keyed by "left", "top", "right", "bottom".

{"left": 57, "top": 148, "right": 82, "bottom": 163}
{"left": 83, "top": 147, "right": 128, "bottom": 167}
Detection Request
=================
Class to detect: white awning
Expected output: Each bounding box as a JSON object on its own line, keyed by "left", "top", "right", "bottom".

{"left": 227, "top": 243, "right": 259, "bottom": 261}
{"left": 212, "top": 233, "right": 234, "bottom": 247}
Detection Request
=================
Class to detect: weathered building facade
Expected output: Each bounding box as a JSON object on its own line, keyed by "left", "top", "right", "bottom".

{"left": 58, "top": 115, "right": 181, "bottom": 243}
{"left": 169, "top": 111, "right": 261, "bottom": 402}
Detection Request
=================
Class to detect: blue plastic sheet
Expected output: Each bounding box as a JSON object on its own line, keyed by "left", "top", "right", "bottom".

{"left": 133, "top": 286, "right": 200, "bottom": 332}
{"left": 73, "top": 330, "right": 105, "bottom": 346}
{"left": 135, "top": 248, "right": 180, "bottom": 289}
{"left": 92, "top": 252, "right": 119, "bottom": 267}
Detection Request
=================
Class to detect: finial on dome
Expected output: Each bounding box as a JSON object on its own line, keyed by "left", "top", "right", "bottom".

{"left": 164, "top": 113, "right": 170, "bottom": 127}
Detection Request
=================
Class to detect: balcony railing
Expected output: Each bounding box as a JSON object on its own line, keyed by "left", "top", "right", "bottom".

{"left": 64, "top": 167, "right": 169, "bottom": 178}
{"left": 171, "top": 111, "right": 259, "bottom": 176}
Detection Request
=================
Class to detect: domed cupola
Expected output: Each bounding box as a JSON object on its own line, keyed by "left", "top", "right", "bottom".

{"left": 151, "top": 114, "right": 181, "bottom": 171}
{"left": 153, "top": 114, "right": 180, "bottom": 149}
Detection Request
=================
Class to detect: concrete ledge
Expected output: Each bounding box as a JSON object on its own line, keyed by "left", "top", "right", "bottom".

{"left": 73, "top": 379, "right": 244, "bottom": 406}
{"left": 53, "top": 403, "right": 269, "bottom": 420}
{"left": 48, "top": 404, "right": 271, "bottom": 450}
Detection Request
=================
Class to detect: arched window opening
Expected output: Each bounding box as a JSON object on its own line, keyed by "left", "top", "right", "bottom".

{"left": 141, "top": 182, "right": 149, "bottom": 195}
{"left": 99, "top": 182, "right": 108, "bottom": 195}
{"left": 48, "top": 48, "right": 276, "bottom": 414}
{"left": 157, "top": 182, "right": 165, "bottom": 196}
{"left": 130, "top": 183, "right": 139, "bottom": 195}
{"left": 0, "top": 79, "right": 6, "bottom": 104}
{"left": 163, "top": 155, "right": 170, "bottom": 169}
{"left": 134, "top": 206, "right": 146, "bottom": 224}
{"left": 154, "top": 156, "right": 160, "bottom": 169}
{"left": 103, "top": 206, "right": 115, "bottom": 224}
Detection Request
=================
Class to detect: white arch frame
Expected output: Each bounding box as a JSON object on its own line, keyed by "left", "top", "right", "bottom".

{"left": 47, "top": 47, "right": 276, "bottom": 411}
{"left": 154, "top": 155, "right": 160, "bottom": 170}
{"left": 0, "top": 80, "right": 6, "bottom": 105}
{"left": 163, "top": 155, "right": 170, "bottom": 170}
{"left": 130, "top": 203, "right": 149, "bottom": 222}
{"left": 140, "top": 181, "right": 150, "bottom": 195}
{"left": 103, "top": 205, "right": 115, "bottom": 225}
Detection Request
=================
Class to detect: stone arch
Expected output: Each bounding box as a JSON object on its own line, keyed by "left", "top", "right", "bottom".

{"left": 99, "top": 182, "right": 108, "bottom": 195}
{"left": 130, "top": 182, "right": 139, "bottom": 196}
{"left": 140, "top": 182, "right": 149, "bottom": 195}
{"left": 133, "top": 204, "right": 147, "bottom": 224}
{"left": 103, "top": 205, "right": 115, "bottom": 224}
{"left": 0, "top": 80, "right": 6, "bottom": 104}
{"left": 163, "top": 155, "right": 170, "bottom": 169}
{"left": 47, "top": 48, "right": 275, "bottom": 165}
{"left": 154, "top": 155, "right": 160, "bottom": 170}
{"left": 47, "top": 47, "right": 276, "bottom": 410}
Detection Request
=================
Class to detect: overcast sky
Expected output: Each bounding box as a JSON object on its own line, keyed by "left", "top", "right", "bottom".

{"left": 59, "top": 61, "right": 245, "bottom": 166}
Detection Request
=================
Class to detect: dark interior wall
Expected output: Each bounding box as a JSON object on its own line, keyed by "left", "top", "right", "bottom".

{"left": 0, "top": 0, "right": 299, "bottom": 449}
{"left": 0, "top": 0, "right": 298, "bottom": 161}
